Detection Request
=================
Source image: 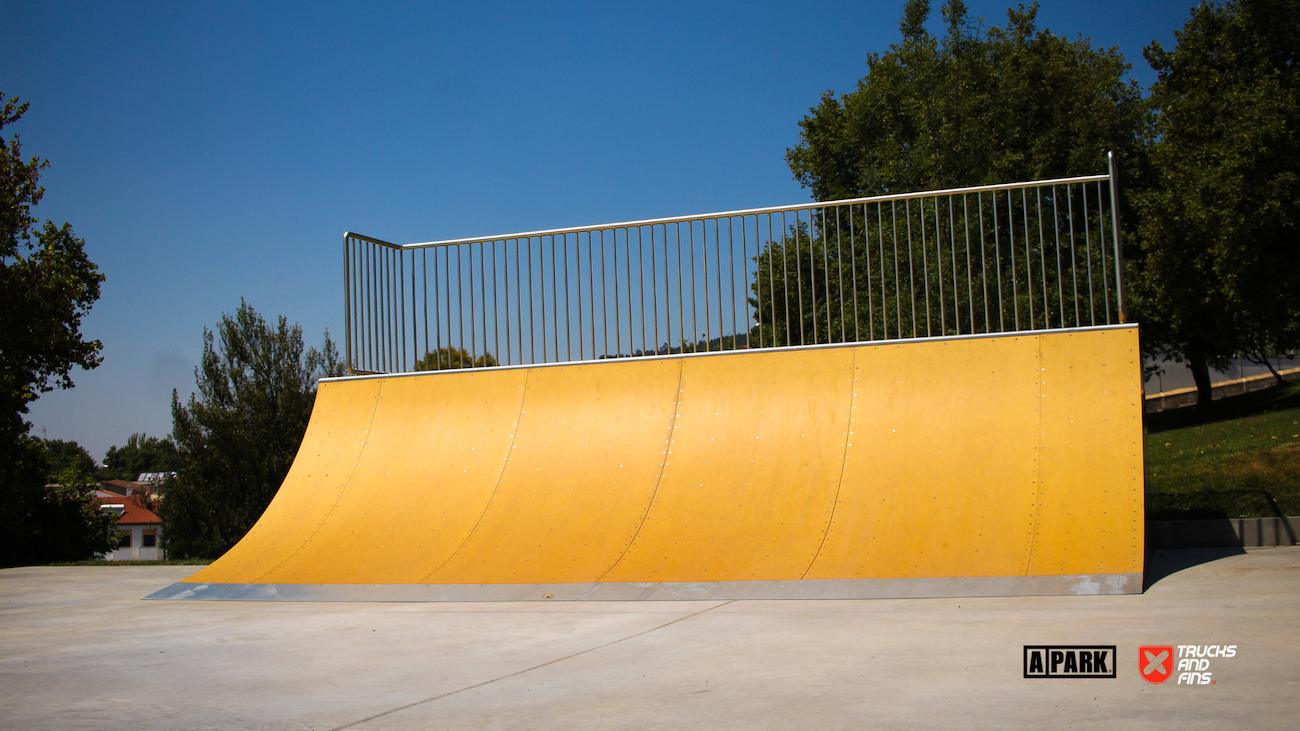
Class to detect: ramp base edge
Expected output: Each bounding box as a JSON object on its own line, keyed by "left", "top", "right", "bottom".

{"left": 146, "top": 573, "right": 1142, "bottom": 602}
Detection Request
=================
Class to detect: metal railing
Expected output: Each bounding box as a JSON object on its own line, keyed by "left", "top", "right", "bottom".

{"left": 344, "top": 154, "right": 1125, "bottom": 374}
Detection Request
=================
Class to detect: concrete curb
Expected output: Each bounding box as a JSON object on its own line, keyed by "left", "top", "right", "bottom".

{"left": 1147, "top": 516, "right": 1299, "bottom": 549}
{"left": 1144, "top": 365, "right": 1300, "bottom": 412}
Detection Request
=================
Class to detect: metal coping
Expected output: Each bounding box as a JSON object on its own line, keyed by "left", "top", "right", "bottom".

{"left": 325, "top": 322, "right": 1138, "bottom": 383}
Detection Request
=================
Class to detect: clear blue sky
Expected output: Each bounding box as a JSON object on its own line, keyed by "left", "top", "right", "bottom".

{"left": 7, "top": 0, "right": 1194, "bottom": 462}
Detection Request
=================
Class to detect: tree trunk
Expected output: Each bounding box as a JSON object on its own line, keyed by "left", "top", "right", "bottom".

{"left": 1187, "top": 347, "right": 1214, "bottom": 407}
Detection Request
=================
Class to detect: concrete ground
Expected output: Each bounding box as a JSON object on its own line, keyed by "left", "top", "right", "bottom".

{"left": 2, "top": 547, "right": 1297, "bottom": 731}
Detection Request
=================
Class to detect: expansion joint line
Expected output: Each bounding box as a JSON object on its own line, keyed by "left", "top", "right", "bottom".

{"left": 595, "top": 358, "right": 685, "bottom": 582}
{"left": 419, "top": 370, "right": 531, "bottom": 583}
{"left": 327, "top": 601, "right": 734, "bottom": 731}
{"left": 253, "top": 380, "right": 385, "bottom": 582}
{"left": 801, "top": 348, "right": 857, "bottom": 579}
{"left": 1022, "top": 336, "right": 1045, "bottom": 576}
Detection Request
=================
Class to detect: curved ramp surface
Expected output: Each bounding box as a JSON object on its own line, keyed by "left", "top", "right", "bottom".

{"left": 159, "top": 325, "right": 1144, "bottom": 600}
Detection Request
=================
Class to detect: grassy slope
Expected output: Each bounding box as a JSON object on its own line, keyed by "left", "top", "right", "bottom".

{"left": 1145, "top": 380, "right": 1300, "bottom": 519}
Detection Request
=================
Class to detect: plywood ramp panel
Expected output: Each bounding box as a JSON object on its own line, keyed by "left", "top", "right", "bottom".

{"left": 601, "top": 348, "right": 853, "bottom": 582}
{"left": 425, "top": 360, "right": 680, "bottom": 584}
{"left": 178, "top": 325, "right": 1144, "bottom": 597}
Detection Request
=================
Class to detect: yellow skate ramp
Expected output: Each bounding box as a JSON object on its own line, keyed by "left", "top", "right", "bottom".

{"left": 155, "top": 325, "right": 1144, "bottom": 601}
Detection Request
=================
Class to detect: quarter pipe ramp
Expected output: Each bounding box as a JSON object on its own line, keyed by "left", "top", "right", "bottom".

{"left": 151, "top": 325, "right": 1144, "bottom": 601}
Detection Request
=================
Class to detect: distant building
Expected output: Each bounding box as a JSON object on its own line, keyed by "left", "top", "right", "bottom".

{"left": 94, "top": 491, "right": 162, "bottom": 561}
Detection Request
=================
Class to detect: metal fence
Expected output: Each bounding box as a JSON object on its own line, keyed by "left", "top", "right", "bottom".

{"left": 344, "top": 155, "right": 1125, "bottom": 374}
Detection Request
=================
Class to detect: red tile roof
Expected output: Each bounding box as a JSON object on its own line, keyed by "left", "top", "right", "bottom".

{"left": 94, "top": 494, "right": 161, "bottom": 525}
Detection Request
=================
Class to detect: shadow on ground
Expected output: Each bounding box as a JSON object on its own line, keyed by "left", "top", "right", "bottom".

{"left": 1143, "top": 546, "right": 1247, "bottom": 591}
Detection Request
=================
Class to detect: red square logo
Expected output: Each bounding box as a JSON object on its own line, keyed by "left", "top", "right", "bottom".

{"left": 1140, "top": 646, "right": 1174, "bottom": 684}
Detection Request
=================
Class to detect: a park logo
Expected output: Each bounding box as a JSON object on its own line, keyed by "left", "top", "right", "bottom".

{"left": 1023, "top": 646, "right": 1116, "bottom": 678}
{"left": 1139, "top": 646, "right": 1175, "bottom": 684}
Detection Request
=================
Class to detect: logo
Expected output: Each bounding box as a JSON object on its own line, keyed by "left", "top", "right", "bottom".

{"left": 1139, "top": 646, "right": 1174, "bottom": 684}
{"left": 1024, "top": 646, "right": 1116, "bottom": 678}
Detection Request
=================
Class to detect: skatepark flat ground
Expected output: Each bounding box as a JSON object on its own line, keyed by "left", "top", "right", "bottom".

{"left": 2, "top": 547, "right": 1297, "bottom": 730}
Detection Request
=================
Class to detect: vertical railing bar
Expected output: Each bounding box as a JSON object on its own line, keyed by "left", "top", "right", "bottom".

{"left": 1109, "top": 151, "right": 1127, "bottom": 323}
{"left": 1008, "top": 190, "right": 1019, "bottom": 331}
{"left": 400, "top": 247, "right": 408, "bottom": 370}
{"left": 343, "top": 238, "right": 352, "bottom": 370}
{"left": 852, "top": 205, "right": 863, "bottom": 340}
{"left": 701, "top": 221, "right": 711, "bottom": 352}
{"left": 481, "top": 242, "right": 489, "bottom": 365}
{"left": 715, "top": 218, "right": 724, "bottom": 350}
{"left": 453, "top": 246, "right": 462, "bottom": 367}
{"left": 688, "top": 221, "right": 699, "bottom": 351}
{"left": 1068, "top": 187, "right": 1079, "bottom": 327}
{"left": 779, "top": 213, "right": 789, "bottom": 346}
{"left": 376, "top": 245, "right": 384, "bottom": 371}
{"left": 993, "top": 192, "right": 1004, "bottom": 332}
{"left": 1082, "top": 183, "right": 1095, "bottom": 326}
{"left": 469, "top": 244, "right": 477, "bottom": 367}
{"left": 930, "top": 199, "right": 941, "bottom": 335}
{"left": 587, "top": 231, "right": 595, "bottom": 360}
{"left": 728, "top": 217, "right": 737, "bottom": 350}
{"left": 525, "top": 238, "right": 535, "bottom": 364}
{"left": 963, "top": 196, "right": 975, "bottom": 332}
{"left": 1052, "top": 187, "right": 1064, "bottom": 329}
{"left": 563, "top": 233, "right": 572, "bottom": 362}
{"left": 492, "top": 241, "right": 501, "bottom": 364}
{"left": 599, "top": 231, "right": 608, "bottom": 358}
{"left": 650, "top": 226, "right": 659, "bottom": 354}
{"left": 614, "top": 229, "right": 623, "bottom": 355}
{"left": 636, "top": 225, "right": 646, "bottom": 356}
{"left": 836, "top": 207, "right": 846, "bottom": 343}
{"left": 948, "top": 195, "right": 959, "bottom": 335}
{"left": 748, "top": 215, "right": 759, "bottom": 345}
{"left": 553, "top": 235, "right": 562, "bottom": 361}
{"left": 887, "top": 202, "right": 896, "bottom": 340}
{"left": 625, "top": 228, "right": 635, "bottom": 355}
{"left": 422, "top": 248, "right": 430, "bottom": 366}
{"left": 1020, "top": 188, "right": 1032, "bottom": 331}
{"left": 821, "top": 209, "right": 831, "bottom": 343}
{"left": 1040, "top": 187, "right": 1050, "bottom": 327}
{"left": 905, "top": 199, "right": 916, "bottom": 339}
{"left": 807, "top": 210, "right": 818, "bottom": 345}
{"left": 383, "top": 246, "right": 391, "bottom": 372}
{"left": 1097, "top": 181, "right": 1111, "bottom": 326}
{"left": 384, "top": 245, "right": 395, "bottom": 369}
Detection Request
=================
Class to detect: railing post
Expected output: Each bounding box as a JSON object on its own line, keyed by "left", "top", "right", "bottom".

{"left": 343, "top": 233, "right": 353, "bottom": 374}
{"left": 1108, "top": 151, "right": 1127, "bottom": 323}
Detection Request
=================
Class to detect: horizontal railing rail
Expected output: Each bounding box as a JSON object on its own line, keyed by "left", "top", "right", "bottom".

{"left": 345, "top": 154, "right": 1125, "bottom": 374}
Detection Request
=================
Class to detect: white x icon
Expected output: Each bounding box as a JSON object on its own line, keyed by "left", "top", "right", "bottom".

{"left": 1144, "top": 649, "right": 1170, "bottom": 675}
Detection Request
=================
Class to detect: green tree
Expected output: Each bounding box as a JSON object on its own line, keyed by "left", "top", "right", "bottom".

{"left": 760, "top": 1, "right": 1147, "bottom": 346}
{"left": 99, "top": 433, "right": 180, "bottom": 482}
{"left": 414, "top": 347, "right": 498, "bottom": 371}
{"left": 41, "top": 438, "right": 97, "bottom": 482}
{"left": 1, "top": 95, "right": 109, "bottom": 566}
{"left": 1132, "top": 0, "right": 1300, "bottom": 405}
{"left": 785, "top": 1, "right": 1145, "bottom": 199}
{"left": 160, "top": 301, "right": 343, "bottom": 558}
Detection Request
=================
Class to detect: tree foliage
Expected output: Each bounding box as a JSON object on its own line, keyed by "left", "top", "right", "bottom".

{"left": 99, "top": 433, "right": 181, "bottom": 481}
{"left": 755, "top": 1, "right": 1145, "bottom": 347}
{"left": 41, "top": 438, "right": 97, "bottom": 482}
{"left": 414, "top": 347, "right": 498, "bottom": 371}
{"left": 0, "top": 95, "right": 110, "bottom": 566}
{"left": 1, "top": 96, "right": 104, "bottom": 436}
{"left": 1132, "top": 0, "right": 1300, "bottom": 404}
{"left": 160, "top": 301, "right": 343, "bottom": 558}
{"left": 785, "top": 0, "right": 1146, "bottom": 200}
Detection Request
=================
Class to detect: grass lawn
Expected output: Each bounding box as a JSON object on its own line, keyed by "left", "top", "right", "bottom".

{"left": 1145, "top": 379, "right": 1300, "bottom": 519}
